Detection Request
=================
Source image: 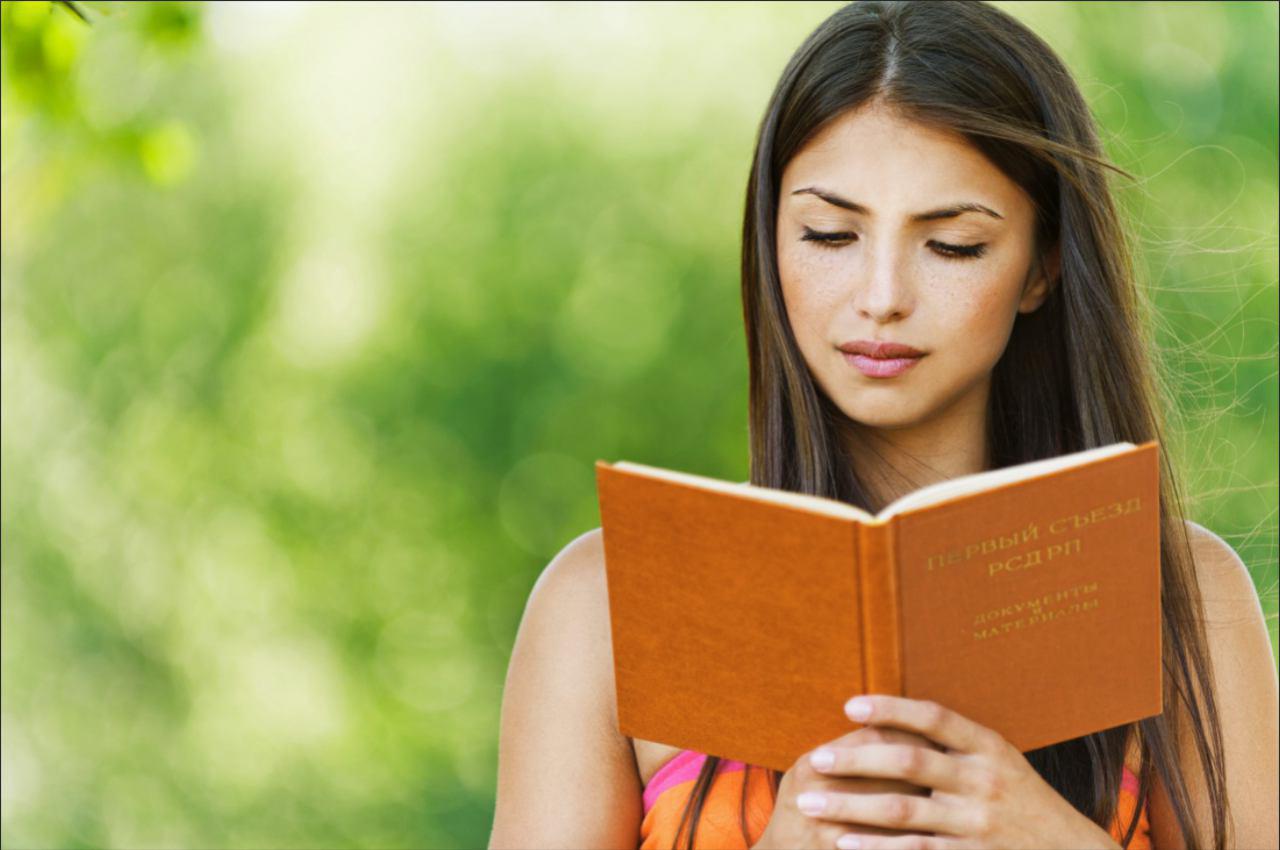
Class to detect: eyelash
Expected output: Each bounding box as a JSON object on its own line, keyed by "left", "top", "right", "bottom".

{"left": 800, "top": 227, "right": 988, "bottom": 260}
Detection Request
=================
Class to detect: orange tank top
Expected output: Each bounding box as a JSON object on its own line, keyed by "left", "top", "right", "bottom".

{"left": 639, "top": 750, "right": 1152, "bottom": 849}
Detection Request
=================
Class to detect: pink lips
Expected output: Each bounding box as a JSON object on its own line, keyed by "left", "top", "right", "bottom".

{"left": 837, "top": 339, "right": 927, "bottom": 379}
{"left": 842, "top": 352, "right": 922, "bottom": 377}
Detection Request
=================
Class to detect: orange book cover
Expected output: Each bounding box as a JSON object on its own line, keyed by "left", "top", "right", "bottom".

{"left": 594, "top": 441, "right": 1162, "bottom": 772}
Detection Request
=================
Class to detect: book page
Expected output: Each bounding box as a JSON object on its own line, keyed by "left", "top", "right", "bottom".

{"left": 610, "top": 445, "right": 1135, "bottom": 527}
{"left": 611, "top": 461, "right": 875, "bottom": 523}
{"left": 876, "top": 442, "right": 1135, "bottom": 521}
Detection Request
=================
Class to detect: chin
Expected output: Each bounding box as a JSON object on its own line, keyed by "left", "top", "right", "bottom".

{"left": 838, "top": 399, "right": 927, "bottom": 430}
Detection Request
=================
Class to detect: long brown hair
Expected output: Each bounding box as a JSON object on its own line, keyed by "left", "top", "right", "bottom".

{"left": 671, "top": 2, "right": 1232, "bottom": 848}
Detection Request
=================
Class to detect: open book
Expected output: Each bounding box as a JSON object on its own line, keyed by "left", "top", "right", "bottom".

{"left": 594, "top": 441, "right": 1162, "bottom": 771}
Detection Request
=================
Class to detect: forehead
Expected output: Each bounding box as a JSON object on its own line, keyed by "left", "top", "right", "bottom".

{"left": 780, "top": 103, "right": 1030, "bottom": 218}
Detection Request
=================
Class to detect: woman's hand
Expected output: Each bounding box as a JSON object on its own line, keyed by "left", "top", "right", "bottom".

{"left": 750, "top": 725, "right": 944, "bottom": 850}
{"left": 798, "top": 694, "right": 1124, "bottom": 849}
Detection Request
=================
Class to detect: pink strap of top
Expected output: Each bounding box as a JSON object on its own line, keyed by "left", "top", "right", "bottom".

{"left": 642, "top": 749, "right": 1141, "bottom": 816}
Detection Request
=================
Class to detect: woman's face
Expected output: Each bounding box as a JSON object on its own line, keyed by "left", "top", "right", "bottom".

{"left": 776, "top": 102, "right": 1056, "bottom": 431}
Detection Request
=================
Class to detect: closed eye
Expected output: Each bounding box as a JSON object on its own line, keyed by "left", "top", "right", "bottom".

{"left": 800, "top": 227, "right": 987, "bottom": 260}
{"left": 930, "top": 240, "right": 987, "bottom": 259}
{"left": 800, "top": 227, "right": 857, "bottom": 247}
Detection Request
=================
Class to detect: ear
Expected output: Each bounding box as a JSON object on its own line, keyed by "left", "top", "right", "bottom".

{"left": 1018, "top": 242, "right": 1060, "bottom": 314}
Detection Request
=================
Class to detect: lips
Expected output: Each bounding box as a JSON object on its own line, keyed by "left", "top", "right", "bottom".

{"left": 836, "top": 340, "right": 926, "bottom": 359}
{"left": 837, "top": 339, "right": 926, "bottom": 379}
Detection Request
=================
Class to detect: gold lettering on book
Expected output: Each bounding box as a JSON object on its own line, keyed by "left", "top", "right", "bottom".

{"left": 926, "top": 522, "right": 1039, "bottom": 571}
{"left": 925, "top": 496, "right": 1143, "bottom": 576}
{"left": 987, "top": 536, "right": 1081, "bottom": 576}
{"left": 971, "top": 581, "right": 1101, "bottom": 640}
{"left": 1048, "top": 497, "right": 1141, "bottom": 534}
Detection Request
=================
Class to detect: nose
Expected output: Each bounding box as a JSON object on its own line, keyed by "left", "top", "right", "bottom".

{"left": 852, "top": 240, "right": 914, "bottom": 324}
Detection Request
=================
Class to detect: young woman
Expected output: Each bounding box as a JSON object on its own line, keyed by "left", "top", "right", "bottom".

{"left": 489, "top": 2, "right": 1278, "bottom": 848}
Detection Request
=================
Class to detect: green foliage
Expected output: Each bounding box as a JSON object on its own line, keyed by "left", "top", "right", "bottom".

{"left": 1, "top": 2, "right": 1275, "bottom": 847}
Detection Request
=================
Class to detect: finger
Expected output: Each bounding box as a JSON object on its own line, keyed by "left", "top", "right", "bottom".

{"left": 808, "top": 743, "right": 966, "bottom": 794}
{"left": 837, "top": 725, "right": 946, "bottom": 752}
{"left": 834, "top": 830, "right": 958, "bottom": 850}
{"left": 845, "top": 695, "right": 999, "bottom": 755}
{"left": 797, "top": 789, "right": 972, "bottom": 837}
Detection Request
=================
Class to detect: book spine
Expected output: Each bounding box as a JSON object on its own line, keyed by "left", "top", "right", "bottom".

{"left": 857, "top": 522, "right": 903, "bottom": 697}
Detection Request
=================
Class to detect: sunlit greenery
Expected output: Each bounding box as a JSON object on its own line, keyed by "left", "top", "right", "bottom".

{"left": 2, "top": 2, "right": 1275, "bottom": 847}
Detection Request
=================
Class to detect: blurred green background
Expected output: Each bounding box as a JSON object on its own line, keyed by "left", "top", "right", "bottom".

{"left": 1, "top": 1, "right": 1275, "bottom": 847}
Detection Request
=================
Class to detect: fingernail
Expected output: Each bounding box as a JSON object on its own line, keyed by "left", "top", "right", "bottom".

{"left": 796, "top": 791, "right": 827, "bottom": 815}
{"left": 809, "top": 748, "right": 835, "bottom": 770}
{"left": 846, "top": 697, "right": 872, "bottom": 721}
{"left": 837, "top": 835, "right": 862, "bottom": 850}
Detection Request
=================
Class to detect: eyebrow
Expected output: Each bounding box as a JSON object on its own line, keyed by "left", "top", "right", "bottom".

{"left": 790, "top": 186, "right": 1004, "bottom": 222}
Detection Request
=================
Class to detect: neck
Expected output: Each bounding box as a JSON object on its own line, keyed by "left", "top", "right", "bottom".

{"left": 839, "top": 380, "right": 992, "bottom": 513}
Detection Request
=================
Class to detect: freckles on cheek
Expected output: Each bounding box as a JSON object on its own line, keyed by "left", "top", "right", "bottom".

{"left": 783, "top": 290, "right": 822, "bottom": 343}
{"left": 785, "top": 280, "right": 842, "bottom": 345}
{"left": 787, "top": 258, "right": 848, "bottom": 311}
{"left": 933, "top": 285, "right": 1023, "bottom": 366}
{"left": 931, "top": 273, "right": 1019, "bottom": 329}
{"left": 950, "top": 291, "right": 997, "bottom": 328}
{"left": 779, "top": 256, "right": 837, "bottom": 340}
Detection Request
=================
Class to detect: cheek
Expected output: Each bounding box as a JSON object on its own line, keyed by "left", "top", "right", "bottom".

{"left": 778, "top": 249, "right": 847, "bottom": 339}
{"left": 940, "top": 281, "right": 1010, "bottom": 323}
{"left": 923, "top": 266, "right": 1025, "bottom": 356}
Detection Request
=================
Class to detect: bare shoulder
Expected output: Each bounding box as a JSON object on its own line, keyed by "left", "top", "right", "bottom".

{"left": 1181, "top": 519, "right": 1265, "bottom": 614}
{"left": 516, "top": 527, "right": 617, "bottom": 725}
{"left": 489, "top": 527, "right": 642, "bottom": 850}
{"left": 528, "top": 526, "right": 608, "bottom": 612}
{"left": 1146, "top": 519, "right": 1278, "bottom": 850}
